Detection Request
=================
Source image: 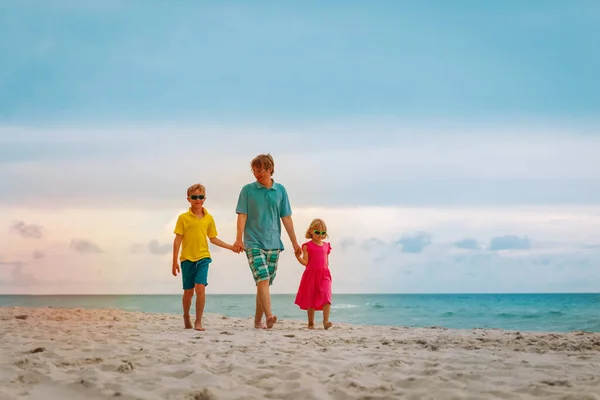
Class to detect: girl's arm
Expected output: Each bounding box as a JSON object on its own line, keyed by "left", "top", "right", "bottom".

{"left": 296, "top": 244, "right": 309, "bottom": 266}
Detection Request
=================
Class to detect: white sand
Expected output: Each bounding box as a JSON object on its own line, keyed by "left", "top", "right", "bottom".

{"left": 1, "top": 307, "right": 599, "bottom": 400}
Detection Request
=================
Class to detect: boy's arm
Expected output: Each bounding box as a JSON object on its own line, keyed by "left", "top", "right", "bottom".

{"left": 172, "top": 234, "right": 183, "bottom": 276}
{"left": 295, "top": 244, "right": 309, "bottom": 266}
{"left": 281, "top": 216, "right": 301, "bottom": 256}
{"left": 209, "top": 237, "right": 236, "bottom": 252}
{"left": 234, "top": 213, "right": 247, "bottom": 252}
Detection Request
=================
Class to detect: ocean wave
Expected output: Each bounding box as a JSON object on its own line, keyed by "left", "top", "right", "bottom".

{"left": 332, "top": 304, "right": 359, "bottom": 309}
{"left": 497, "top": 311, "right": 565, "bottom": 319}
{"left": 365, "top": 302, "right": 385, "bottom": 309}
{"left": 547, "top": 311, "right": 565, "bottom": 316}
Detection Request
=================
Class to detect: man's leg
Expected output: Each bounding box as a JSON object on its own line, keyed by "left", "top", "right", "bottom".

{"left": 194, "top": 284, "right": 206, "bottom": 331}
{"left": 263, "top": 249, "right": 280, "bottom": 329}
{"left": 245, "top": 249, "right": 275, "bottom": 328}
{"left": 254, "top": 293, "right": 266, "bottom": 329}
{"left": 257, "top": 280, "right": 273, "bottom": 318}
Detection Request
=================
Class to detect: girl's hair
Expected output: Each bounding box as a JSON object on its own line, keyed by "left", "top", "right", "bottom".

{"left": 187, "top": 183, "right": 206, "bottom": 196}
{"left": 251, "top": 154, "right": 275, "bottom": 175}
{"left": 305, "top": 218, "right": 328, "bottom": 239}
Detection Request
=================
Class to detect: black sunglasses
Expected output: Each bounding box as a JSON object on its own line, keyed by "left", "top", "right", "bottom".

{"left": 313, "top": 230, "right": 327, "bottom": 235}
{"left": 190, "top": 195, "right": 205, "bottom": 200}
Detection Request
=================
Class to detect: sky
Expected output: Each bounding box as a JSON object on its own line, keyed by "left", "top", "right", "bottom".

{"left": 1, "top": 1, "right": 599, "bottom": 294}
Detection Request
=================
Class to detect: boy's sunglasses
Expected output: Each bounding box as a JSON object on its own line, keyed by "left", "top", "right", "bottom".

{"left": 189, "top": 195, "right": 205, "bottom": 200}
{"left": 313, "top": 230, "right": 327, "bottom": 235}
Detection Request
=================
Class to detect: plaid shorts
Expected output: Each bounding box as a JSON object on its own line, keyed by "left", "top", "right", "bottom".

{"left": 245, "top": 248, "right": 281, "bottom": 285}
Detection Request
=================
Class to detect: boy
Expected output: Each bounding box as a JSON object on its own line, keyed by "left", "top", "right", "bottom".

{"left": 172, "top": 183, "right": 237, "bottom": 331}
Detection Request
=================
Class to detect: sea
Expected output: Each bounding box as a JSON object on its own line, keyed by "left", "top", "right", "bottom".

{"left": 1, "top": 293, "right": 598, "bottom": 332}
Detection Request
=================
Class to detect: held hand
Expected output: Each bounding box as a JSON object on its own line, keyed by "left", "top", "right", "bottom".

{"left": 233, "top": 239, "right": 245, "bottom": 253}
{"left": 293, "top": 242, "right": 302, "bottom": 257}
{"left": 172, "top": 262, "right": 180, "bottom": 277}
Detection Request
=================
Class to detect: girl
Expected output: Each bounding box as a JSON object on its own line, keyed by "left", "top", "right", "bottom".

{"left": 294, "top": 218, "right": 333, "bottom": 330}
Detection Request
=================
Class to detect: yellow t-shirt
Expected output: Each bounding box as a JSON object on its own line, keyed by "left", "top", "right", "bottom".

{"left": 174, "top": 208, "right": 217, "bottom": 262}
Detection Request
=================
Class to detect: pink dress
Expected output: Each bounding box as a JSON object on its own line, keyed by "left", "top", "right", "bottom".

{"left": 294, "top": 241, "right": 332, "bottom": 310}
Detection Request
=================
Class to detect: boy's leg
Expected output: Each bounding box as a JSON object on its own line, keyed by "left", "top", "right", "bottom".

{"left": 307, "top": 308, "right": 315, "bottom": 329}
{"left": 194, "top": 284, "right": 206, "bottom": 331}
{"left": 182, "top": 290, "right": 194, "bottom": 329}
{"left": 323, "top": 304, "right": 332, "bottom": 330}
{"left": 180, "top": 260, "right": 195, "bottom": 329}
{"left": 194, "top": 259, "right": 210, "bottom": 331}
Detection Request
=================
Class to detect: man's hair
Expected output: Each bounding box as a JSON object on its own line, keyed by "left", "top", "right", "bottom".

{"left": 305, "top": 218, "right": 329, "bottom": 239}
{"left": 187, "top": 183, "right": 206, "bottom": 196}
{"left": 251, "top": 154, "right": 275, "bottom": 176}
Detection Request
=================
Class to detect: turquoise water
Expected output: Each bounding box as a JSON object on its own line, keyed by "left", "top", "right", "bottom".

{"left": 1, "top": 293, "right": 598, "bottom": 332}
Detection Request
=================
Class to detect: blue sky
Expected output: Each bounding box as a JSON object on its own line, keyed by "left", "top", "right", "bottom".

{"left": 0, "top": 1, "right": 599, "bottom": 294}
{"left": 1, "top": 1, "right": 599, "bottom": 122}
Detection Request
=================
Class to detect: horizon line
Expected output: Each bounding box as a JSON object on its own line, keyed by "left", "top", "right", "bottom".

{"left": 1, "top": 292, "right": 598, "bottom": 296}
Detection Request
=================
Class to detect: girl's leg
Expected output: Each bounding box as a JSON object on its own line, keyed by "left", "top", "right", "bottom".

{"left": 323, "top": 303, "right": 332, "bottom": 330}
{"left": 307, "top": 308, "right": 315, "bottom": 329}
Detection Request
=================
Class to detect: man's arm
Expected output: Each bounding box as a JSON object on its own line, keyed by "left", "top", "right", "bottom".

{"left": 281, "top": 216, "right": 301, "bottom": 256}
{"left": 172, "top": 234, "right": 183, "bottom": 276}
{"left": 234, "top": 213, "right": 247, "bottom": 252}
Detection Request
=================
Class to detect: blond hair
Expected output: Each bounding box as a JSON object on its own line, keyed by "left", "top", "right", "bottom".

{"left": 251, "top": 154, "right": 275, "bottom": 176}
{"left": 187, "top": 183, "right": 206, "bottom": 197}
{"left": 305, "top": 218, "right": 328, "bottom": 239}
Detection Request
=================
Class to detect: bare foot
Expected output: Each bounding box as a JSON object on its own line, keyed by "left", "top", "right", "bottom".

{"left": 323, "top": 321, "right": 333, "bottom": 330}
{"left": 194, "top": 319, "right": 205, "bottom": 331}
{"left": 254, "top": 324, "right": 267, "bottom": 329}
{"left": 266, "top": 315, "right": 277, "bottom": 329}
{"left": 183, "top": 314, "right": 193, "bottom": 329}
{"left": 307, "top": 324, "right": 315, "bottom": 330}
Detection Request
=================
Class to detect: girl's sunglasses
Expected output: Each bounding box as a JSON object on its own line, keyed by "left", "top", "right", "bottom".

{"left": 190, "top": 195, "right": 205, "bottom": 200}
{"left": 313, "top": 230, "right": 327, "bottom": 235}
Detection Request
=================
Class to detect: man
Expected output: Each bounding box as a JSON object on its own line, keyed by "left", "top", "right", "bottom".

{"left": 233, "top": 154, "right": 302, "bottom": 329}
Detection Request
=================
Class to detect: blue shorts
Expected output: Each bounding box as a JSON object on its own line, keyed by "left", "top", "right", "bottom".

{"left": 181, "top": 258, "right": 211, "bottom": 290}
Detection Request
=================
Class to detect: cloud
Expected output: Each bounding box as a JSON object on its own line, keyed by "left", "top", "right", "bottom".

{"left": 9, "top": 220, "right": 44, "bottom": 239}
{"left": 148, "top": 240, "right": 171, "bottom": 255}
{"left": 32, "top": 250, "right": 46, "bottom": 259}
{"left": 454, "top": 238, "right": 481, "bottom": 250}
{"left": 488, "top": 235, "right": 531, "bottom": 251}
{"left": 10, "top": 265, "right": 38, "bottom": 285}
{"left": 394, "top": 232, "right": 432, "bottom": 253}
{"left": 2, "top": 125, "right": 600, "bottom": 210}
{"left": 130, "top": 240, "right": 171, "bottom": 255}
{"left": 339, "top": 238, "right": 357, "bottom": 251}
{"left": 0, "top": 260, "right": 25, "bottom": 268}
{"left": 360, "top": 238, "right": 387, "bottom": 251}
{"left": 69, "top": 239, "right": 103, "bottom": 254}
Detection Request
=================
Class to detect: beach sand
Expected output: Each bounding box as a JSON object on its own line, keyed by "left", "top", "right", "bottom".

{"left": 1, "top": 307, "right": 599, "bottom": 400}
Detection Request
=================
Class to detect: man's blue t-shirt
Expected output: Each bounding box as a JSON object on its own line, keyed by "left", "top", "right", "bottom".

{"left": 235, "top": 180, "right": 292, "bottom": 250}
